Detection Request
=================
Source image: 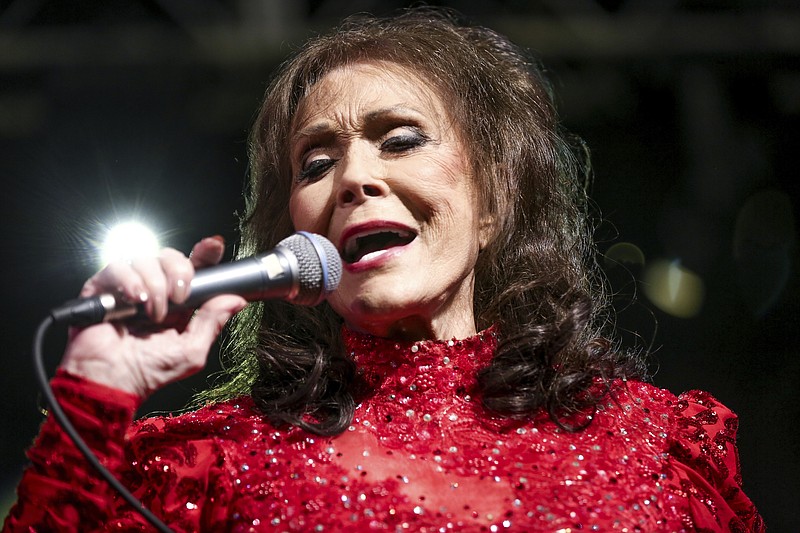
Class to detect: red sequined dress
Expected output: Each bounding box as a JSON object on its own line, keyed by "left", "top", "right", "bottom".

{"left": 4, "top": 329, "right": 763, "bottom": 532}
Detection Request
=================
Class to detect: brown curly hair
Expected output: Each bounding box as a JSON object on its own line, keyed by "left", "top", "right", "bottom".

{"left": 196, "top": 8, "right": 646, "bottom": 434}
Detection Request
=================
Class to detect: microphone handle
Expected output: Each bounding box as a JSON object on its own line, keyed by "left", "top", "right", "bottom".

{"left": 183, "top": 247, "right": 299, "bottom": 307}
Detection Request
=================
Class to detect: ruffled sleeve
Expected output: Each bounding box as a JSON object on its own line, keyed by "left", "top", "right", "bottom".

{"left": 664, "top": 389, "right": 765, "bottom": 532}
{"left": 2, "top": 371, "right": 232, "bottom": 532}
{"left": 3, "top": 370, "right": 141, "bottom": 531}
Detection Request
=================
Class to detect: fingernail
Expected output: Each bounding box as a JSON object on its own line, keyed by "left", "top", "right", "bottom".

{"left": 175, "top": 279, "right": 188, "bottom": 302}
{"left": 152, "top": 294, "right": 165, "bottom": 322}
{"left": 206, "top": 235, "right": 225, "bottom": 245}
{"left": 138, "top": 291, "right": 149, "bottom": 302}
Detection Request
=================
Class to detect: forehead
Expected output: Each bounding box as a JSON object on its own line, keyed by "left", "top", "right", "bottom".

{"left": 291, "top": 62, "right": 449, "bottom": 132}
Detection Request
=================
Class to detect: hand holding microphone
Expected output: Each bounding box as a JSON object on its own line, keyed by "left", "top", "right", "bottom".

{"left": 56, "top": 232, "right": 341, "bottom": 398}
{"left": 53, "top": 231, "right": 342, "bottom": 325}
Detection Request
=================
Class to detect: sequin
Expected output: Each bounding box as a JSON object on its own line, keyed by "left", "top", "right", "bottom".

{"left": 4, "top": 334, "right": 764, "bottom": 532}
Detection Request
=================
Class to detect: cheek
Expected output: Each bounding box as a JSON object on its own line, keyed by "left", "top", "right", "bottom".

{"left": 289, "top": 188, "right": 328, "bottom": 233}
{"left": 287, "top": 193, "right": 303, "bottom": 227}
{"left": 421, "top": 156, "right": 479, "bottom": 226}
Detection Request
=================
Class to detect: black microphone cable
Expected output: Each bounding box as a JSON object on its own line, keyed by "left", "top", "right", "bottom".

{"left": 33, "top": 314, "right": 174, "bottom": 533}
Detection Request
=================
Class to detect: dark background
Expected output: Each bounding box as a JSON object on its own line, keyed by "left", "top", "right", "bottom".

{"left": 1, "top": 0, "right": 797, "bottom": 528}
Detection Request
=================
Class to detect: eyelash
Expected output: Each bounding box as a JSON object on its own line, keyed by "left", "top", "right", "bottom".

{"left": 380, "top": 130, "right": 428, "bottom": 152}
{"left": 295, "top": 129, "right": 429, "bottom": 183}
{"left": 297, "top": 158, "right": 335, "bottom": 183}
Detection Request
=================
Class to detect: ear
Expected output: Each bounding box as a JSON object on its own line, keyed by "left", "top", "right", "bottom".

{"left": 478, "top": 212, "right": 497, "bottom": 251}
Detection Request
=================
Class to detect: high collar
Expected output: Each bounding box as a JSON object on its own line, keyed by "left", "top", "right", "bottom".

{"left": 342, "top": 326, "right": 498, "bottom": 397}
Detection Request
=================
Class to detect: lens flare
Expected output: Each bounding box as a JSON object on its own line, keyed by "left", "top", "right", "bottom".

{"left": 642, "top": 259, "right": 705, "bottom": 318}
{"left": 100, "top": 221, "right": 160, "bottom": 266}
{"left": 604, "top": 242, "right": 646, "bottom": 270}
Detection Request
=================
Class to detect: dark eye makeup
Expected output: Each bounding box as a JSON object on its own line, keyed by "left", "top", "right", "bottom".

{"left": 380, "top": 128, "right": 429, "bottom": 153}
{"left": 293, "top": 124, "right": 431, "bottom": 183}
{"left": 297, "top": 156, "right": 335, "bottom": 183}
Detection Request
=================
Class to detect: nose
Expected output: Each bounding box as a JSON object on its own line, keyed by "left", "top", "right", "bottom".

{"left": 335, "top": 146, "right": 389, "bottom": 207}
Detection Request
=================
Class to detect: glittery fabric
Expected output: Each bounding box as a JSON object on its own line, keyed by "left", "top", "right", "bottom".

{"left": 4, "top": 329, "right": 764, "bottom": 532}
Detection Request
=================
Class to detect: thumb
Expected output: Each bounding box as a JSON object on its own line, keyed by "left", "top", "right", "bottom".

{"left": 182, "top": 295, "right": 248, "bottom": 353}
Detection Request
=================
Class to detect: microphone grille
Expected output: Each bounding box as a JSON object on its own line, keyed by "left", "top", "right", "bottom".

{"left": 277, "top": 232, "right": 342, "bottom": 306}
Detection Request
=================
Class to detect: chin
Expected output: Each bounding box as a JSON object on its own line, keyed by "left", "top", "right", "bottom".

{"left": 332, "top": 290, "right": 424, "bottom": 335}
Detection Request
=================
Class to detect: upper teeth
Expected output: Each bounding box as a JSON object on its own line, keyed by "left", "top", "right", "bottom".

{"left": 343, "top": 228, "right": 414, "bottom": 261}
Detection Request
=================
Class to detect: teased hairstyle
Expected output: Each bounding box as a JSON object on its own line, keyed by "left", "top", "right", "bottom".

{"left": 196, "top": 8, "right": 645, "bottom": 434}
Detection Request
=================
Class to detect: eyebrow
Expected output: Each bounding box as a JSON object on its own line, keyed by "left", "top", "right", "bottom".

{"left": 290, "top": 123, "right": 332, "bottom": 146}
{"left": 364, "top": 105, "right": 424, "bottom": 124}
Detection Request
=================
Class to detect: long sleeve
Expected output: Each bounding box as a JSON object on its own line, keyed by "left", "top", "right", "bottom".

{"left": 3, "top": 371, "right": 141, "bottom": 531}
{"left": 2, "top": 371, "right": 232, "bottom": 532}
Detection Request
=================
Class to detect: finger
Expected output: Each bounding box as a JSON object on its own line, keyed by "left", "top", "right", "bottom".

{"left": 81, "top": 261, "right": 148, "bottom": 305}
{"left": 189, "top": 235, "right": 226, "bottom": 269}
{"left": 158, "top": 248, "right": 195, "bottom": 305}
{"left": 129, "top": 255, "right": 170, "bottom": 322}
{"left": 182, "top": 295, "right": 248, "bottom": 356}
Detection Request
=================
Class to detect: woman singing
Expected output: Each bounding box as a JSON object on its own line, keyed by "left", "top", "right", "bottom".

{"left": 4, "top": 9, "right": 763, "bottom": 532}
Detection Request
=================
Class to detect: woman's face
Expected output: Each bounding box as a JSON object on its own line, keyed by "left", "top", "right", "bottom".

{"left": 288, "top": 62, "right": 490, "bottom": 340}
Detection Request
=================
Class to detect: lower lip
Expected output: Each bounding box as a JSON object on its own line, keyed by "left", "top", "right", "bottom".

{"left": 343, "top": 243, "right": 411, "bottom": 273}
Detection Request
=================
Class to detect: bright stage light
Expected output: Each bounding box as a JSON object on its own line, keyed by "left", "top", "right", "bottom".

{"left": 100, "top": 221, "right": 160, "bottom": 266}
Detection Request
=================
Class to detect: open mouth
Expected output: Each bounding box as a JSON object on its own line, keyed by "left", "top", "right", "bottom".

{"left": 342, "top": 228, "right": 416, "bottom": 264}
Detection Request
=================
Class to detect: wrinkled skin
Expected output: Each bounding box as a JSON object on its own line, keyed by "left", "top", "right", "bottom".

{"left": 60, "top": 236, "right": 247, "bottom": 398}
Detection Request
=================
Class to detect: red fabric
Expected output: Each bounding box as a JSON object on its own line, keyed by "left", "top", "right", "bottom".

{"left": 4, "top": 330, "right": 764, "bottom": 532}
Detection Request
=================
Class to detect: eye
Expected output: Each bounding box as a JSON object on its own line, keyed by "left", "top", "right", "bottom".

{"left": 379, "top": 127, "right": 429, "bottom": 153}
{"left": 297, "top": 153, "right": 336, "bottom": 183}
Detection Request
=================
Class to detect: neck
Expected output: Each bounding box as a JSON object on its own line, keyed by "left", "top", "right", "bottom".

{"left": 346, "top": 313, "right": 478, "bottom": 342}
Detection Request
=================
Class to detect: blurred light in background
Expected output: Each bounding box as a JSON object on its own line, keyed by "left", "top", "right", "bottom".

{"left": 99, "top": 221, "right": 159, "bottom": 266}
{"left": 642, "top": 259, "right": 705, "bottom": 318}
{"left": 734, "top": 189, "right": 795, "bottom": 317}
{"left": 604, "top": 242, "right": 646, "bottom": 270}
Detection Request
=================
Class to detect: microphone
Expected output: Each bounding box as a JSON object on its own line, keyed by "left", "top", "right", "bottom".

{"left": 50, "top": 231, "right": 342, "bottom": 326}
